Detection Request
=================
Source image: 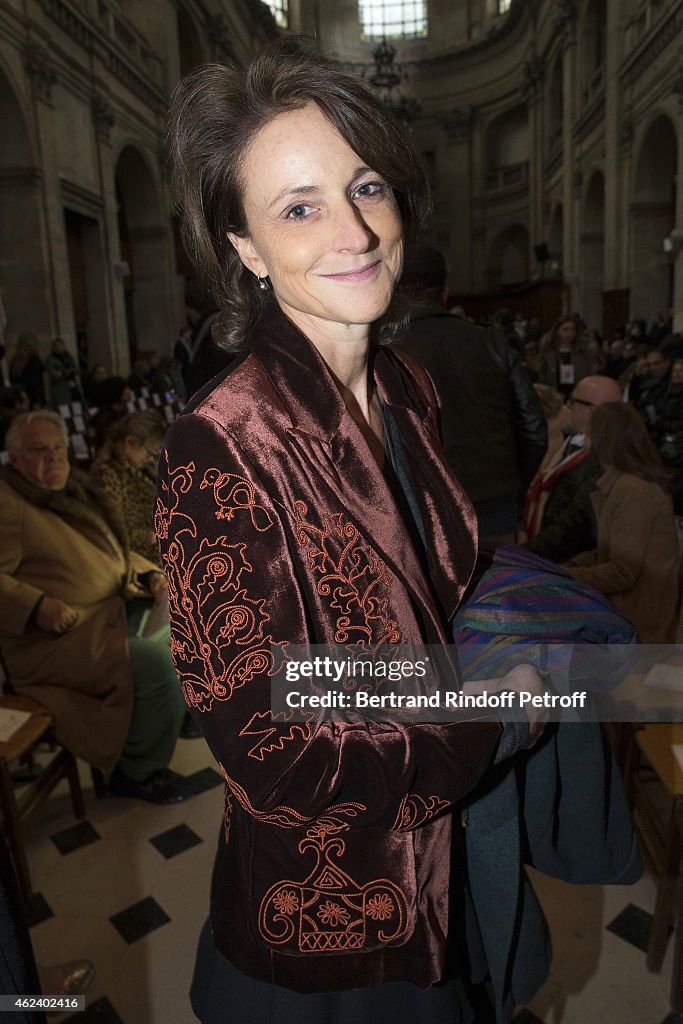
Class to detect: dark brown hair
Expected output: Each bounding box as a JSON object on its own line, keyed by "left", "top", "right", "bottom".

{"left": 96, "top": 410, "right": 166, "bottom": 463}
{"left": 589, "top": 402, "right": 671, "bottom": 491}
{"left": 167, "top": 38, "right": 431, "bottom": 351}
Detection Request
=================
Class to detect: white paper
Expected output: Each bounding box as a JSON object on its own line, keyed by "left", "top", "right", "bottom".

{"left": 644, "top": 662, "right": 683, "bottom": 692}
{"left": 71, "top": 401, "right": 83, "bottom": 414}
{"left": 73, "top": 415, "right": 85, "bottom": 432}
{"left": 0, "top": 707, "right": 32, "bottom": 743}
{"left": 58, "top": 404, "right": 70, "bottom": 417}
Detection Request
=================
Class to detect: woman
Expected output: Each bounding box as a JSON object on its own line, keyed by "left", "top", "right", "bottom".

{"left": 534, "top": 315, "right": 592, "bottom": 398}
{"left": 91, "top": 411, "right": 166, "bottom": 567}
{"left": 9, "top": 332, "right": 45, "bottom": 409}
{"left": 159, "top": 40, "right": 543, "bottom": 1023}
{"left": 89, "top": 375, "right": 133, "bottom": 452}
{"left": 563, "top": 402, "right": 679, "bottom": 642}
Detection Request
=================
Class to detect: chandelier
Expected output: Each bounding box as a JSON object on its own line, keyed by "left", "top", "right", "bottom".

{"left": 366, "top": 39, "right": 420, "bottom": 126}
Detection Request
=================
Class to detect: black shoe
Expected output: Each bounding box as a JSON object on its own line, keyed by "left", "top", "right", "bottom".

{"left": 180, "top": 711, "right": 202, "bottom": 739}
{"left": 109, "top": 767, "right": 190, "bottom": 804}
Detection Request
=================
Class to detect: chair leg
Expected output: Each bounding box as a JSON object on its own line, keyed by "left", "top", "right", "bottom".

{"left": 0, "top": 758, "right": 32, "bottom": 900}
{"left": 647, "top": 798, "right": 683, "bottom": 973}
{"left": 90, "top": 767, "right": 108, "bottom": 799}
{"left": 65, "top": 753, "right": 86, "bottom": 819}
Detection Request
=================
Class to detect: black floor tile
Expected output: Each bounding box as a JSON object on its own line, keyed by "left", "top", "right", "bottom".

{"left": 109, "top": 895, "right": 171, "bottom": 944}
{"left": 64, "top": 996, "right": 123, "bottom": 1023}
{"left": 514, "top": 1011, "right": 545, "bottom": 1024}
{"left": 25, "top": 890, "right": 54, "bottom": 928}
{"left": 184, "top": 766, "right": 223, "bottom": 795}
{"left": 150, "top": 822, "right": 203, "bottom": 859}
{"left": 51, "top": 820, "right": 101, "bottom": 855}
{"left": 605, "top": 902, "right": 653, "bottom": 952}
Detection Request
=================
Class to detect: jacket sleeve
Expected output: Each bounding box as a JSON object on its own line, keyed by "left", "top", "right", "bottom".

{"left": 156, "top": 412, "right": 500, "bottom": 830}
{"left": 563, "top": 486, "right": 649, "bottom": 594}
{"left": 0, "top": 488, "right": 45, "bottom": 635}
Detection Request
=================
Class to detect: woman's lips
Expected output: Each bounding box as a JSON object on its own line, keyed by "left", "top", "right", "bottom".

{"left": 321, "top": 260, "right": 382, "bottom": 283}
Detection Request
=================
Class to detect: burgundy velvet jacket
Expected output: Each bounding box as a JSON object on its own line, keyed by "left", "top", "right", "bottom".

{"left": 155, "top": 305, "right": 502, "bottom": 992}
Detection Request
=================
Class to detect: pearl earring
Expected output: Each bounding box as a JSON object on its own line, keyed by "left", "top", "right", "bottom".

{"left": 258, "top": 275, "right": 269, "bottom": 291}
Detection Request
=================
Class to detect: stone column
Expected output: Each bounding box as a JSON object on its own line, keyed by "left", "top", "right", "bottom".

{"left": 558, "top": 2, "right": 579, "bottom": 313}
{"left": 523, "top": 55, "right": 545, "bottom": 273}
{"left": 673, "top": 85, "right": 683, "bottom": 332}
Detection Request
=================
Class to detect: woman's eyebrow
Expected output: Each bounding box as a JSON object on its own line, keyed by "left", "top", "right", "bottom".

{"left": 268, "top": 184, "right": 320, "bottom": 209}
{"left": 268, "top": 167, "right": 375, "bottom": 209}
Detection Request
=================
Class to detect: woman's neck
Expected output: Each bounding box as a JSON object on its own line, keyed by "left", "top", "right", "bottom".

{"left": 282, "top": 304, "right": 374, "bottom": 416}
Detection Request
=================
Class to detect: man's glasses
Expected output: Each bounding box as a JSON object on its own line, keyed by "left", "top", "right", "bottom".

{"left": 568, "top": 396, "right": 595, "bottom": 408}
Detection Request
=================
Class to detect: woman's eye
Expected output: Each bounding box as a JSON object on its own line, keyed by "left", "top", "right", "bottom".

{"left": 286, "top": 203, "right": 314, "bottom": 220}
{"left": 354, "top": 181, "right": 385, "bottom": 199}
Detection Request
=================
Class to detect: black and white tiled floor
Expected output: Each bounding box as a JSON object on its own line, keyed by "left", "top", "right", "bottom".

{"left": 17, "top": 736, "right": 680, "bottom": 1024}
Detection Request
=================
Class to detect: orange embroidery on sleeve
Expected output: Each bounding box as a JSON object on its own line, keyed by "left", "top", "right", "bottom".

{"left": 156, "top": 455, "right": 283, "bottom": 714}
{"left": 391, "top": 793, "right": 451, "bottom": 831}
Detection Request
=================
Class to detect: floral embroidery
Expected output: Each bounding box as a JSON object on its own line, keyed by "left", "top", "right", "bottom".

{"left": 317, "top": 901, "right": 350, "bottom": 927}
{"left": 292, "top": 500, "right": 401, "bottom": 646}
{"left": 272, "top": 890, "right": 299, "bottom": 916}
{"left": 156, "top": 454, "right": 284, "bottom": 715}
{"left": 366, "top": 893, "right": 395, "bottom": 921}
{"left": 391, "top": 793, "right": 451, "bottom": 832}
{"left": 258, "top": 798, "right": 409, "bottom": 954}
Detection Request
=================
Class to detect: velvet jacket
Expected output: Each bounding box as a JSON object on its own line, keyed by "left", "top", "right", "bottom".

{"left": 155, "top": 305, "right": 503, "bottom": 992}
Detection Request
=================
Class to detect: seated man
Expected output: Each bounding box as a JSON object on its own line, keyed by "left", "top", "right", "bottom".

{"left": 0, "top": 411, "right": 189, "bottom": 803}
{"left": 523, "top": 375, "right": 623, "bottom": 562}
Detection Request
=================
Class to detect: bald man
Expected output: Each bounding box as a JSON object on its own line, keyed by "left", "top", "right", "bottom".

{"left": 523, "top": 375, "right": 623, "bottom": 562}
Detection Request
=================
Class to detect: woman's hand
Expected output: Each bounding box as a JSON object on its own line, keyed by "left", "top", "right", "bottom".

{"left": 463, "top": 663, "right": 548, "bottom": 750}
{"left": 148, "top": 572, "right": 168, "bottom": 605}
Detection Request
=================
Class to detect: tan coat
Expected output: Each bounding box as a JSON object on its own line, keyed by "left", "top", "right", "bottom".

{"left": 0, "top": 471, "right": 157, "bottom": 769}
{"left": 565, "top": 469, "right": 680, "bottom": 643}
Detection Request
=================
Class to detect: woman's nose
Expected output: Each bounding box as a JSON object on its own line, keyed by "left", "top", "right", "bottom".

{"left": 333, "top": 201, "right": 374, "bottom": 254}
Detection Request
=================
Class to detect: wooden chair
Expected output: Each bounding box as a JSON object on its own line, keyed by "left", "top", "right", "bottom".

{"left": 0, "top": 694, "right": 85, "bottom": 900}
{"left": 630, "top": 723, "right": 683, "bottom": 1011}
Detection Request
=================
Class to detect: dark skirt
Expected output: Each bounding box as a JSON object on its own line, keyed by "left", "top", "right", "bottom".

{"left": 189, "top": 919, "right": 483, "bottom": 1024}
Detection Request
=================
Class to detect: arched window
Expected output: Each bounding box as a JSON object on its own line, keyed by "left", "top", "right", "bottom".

{"left": 264, "top": 0, "right": 288, "bottom": 29}
{"left": 359, "top": 0, "right": 428, "bottom": 40}
{"left": 498, "top": 0, "right": 512, "bottom": 13}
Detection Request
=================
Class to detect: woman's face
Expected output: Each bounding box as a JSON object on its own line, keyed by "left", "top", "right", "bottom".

{"left": 229, "top": 103, "right": 404, "bottom": 340}
{"left": 557, "top": 320, "right": 577, "bottom": 347}
{"left": 672, "top": 360, "right": 683, "bottom": 384}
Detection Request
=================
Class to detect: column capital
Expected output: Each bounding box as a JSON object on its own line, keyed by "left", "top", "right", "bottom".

{"left": 92, "top": 95, "right": 115, "bottom": 145}
{"left": 24, "top": 43, "right": 56, "bottom": 104}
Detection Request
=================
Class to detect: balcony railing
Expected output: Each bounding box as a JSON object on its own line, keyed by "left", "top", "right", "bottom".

{"left": 484, "top": 161, "right": 529, "bottom": 193}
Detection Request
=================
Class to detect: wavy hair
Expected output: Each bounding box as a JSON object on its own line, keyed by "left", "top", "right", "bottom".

{"left": 167, "top": 38, "right": 431, "bottom": 351}
{"left": 589, "top": 402, "right": 671, "bottom": 492}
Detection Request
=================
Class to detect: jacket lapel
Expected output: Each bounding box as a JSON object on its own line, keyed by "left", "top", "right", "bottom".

{"left": 249, "top": 308, "right": 475, "bottom": 633}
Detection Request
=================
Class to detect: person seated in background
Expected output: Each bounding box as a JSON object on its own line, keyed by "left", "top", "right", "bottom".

{"left": 83, "top": 363, "right": 109, "bottom": 406}
{"left": 0, "top": 411, "right": 190, "bottom": 803}
{"left": 90, "top": 411, "right": 166, "bottom": 568}
{"left": 90, "top": 375, "right": 133, "bottom": 452}
{"left": 46, "top": 337, "right": 79, "bottom": 407}
{"left": 0, "top": 386, "right": 29, "bottom": 449}
{"left": 533, "top": 383, "right": 570, "bottom": 472}
{"left": 631, "top": 347, "right": 672, "bottom": 434}
{"left": 563, "top": 402, "right": 679, "bottom": 644}
{"left": 523, "top": 375, "right": 622, "bottom": 561}
{"left": 394, "top": 244, "right": 547, "bottom": 545}
{"left": 128, "top": 357, "right": 152, "bottom": 392}
{"left": 657, "top": 357, "right": 683, "bottom": 468}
